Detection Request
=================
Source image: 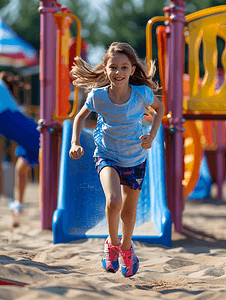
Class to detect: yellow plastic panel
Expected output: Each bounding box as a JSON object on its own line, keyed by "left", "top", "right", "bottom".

{"left": 186, "top": 11, "right": 226, "bottom": 112}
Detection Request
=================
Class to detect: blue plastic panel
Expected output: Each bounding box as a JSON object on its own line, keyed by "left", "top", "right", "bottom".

{"left": 187, "top": 154, "right": 213, "bottom": 199}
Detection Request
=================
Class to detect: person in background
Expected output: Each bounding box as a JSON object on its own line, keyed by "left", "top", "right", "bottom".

{"left": 0, "top": 72, "right": 39, "bottom": 216}
{"left": 8, "top": 147, "right": 39, "bottom": 215}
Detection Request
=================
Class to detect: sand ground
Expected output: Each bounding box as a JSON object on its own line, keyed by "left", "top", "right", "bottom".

{"left": 1, "top": 182, "right": 226, "bottom": 299}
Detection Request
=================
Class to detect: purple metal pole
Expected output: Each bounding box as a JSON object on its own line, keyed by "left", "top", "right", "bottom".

{"left": 215, "top": 69, "right": 225, "bottom": 200}
{"left": 216, "top": 124, "right": 224, "bottom": 200}
{"left": 168, "top": 0, "right": 186, "bottom": 233}
{"left": 164, "top": 6, "right": 176, "bottom": 225}
{"left": 165, "top": 132, "right": 175, "bottom": 217}
{"left": 39, "top": 0, "right": 58, "bottom": 229}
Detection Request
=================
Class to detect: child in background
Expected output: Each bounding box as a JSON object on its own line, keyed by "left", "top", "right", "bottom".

{"left": 69, "top": 42, "right": 164, "bottom": 277}
{"left": 8, "top": 148, "right": 39, "bottom": 216}
{"left": 0, "top": 72, "right": 40, "bottom": 217}
{"left": 8, "top": 156, "right": 31, "bottom": 215}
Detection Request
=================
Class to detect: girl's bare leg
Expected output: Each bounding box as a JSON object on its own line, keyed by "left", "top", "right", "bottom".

{"left": 15, "top": 157, "right": 31, "bottom": 204}
{"left": 99, "top": 167, "right": 122, "bottom": 246}
{"left": 120, "top": 185, "right": 141, "bottom": 250}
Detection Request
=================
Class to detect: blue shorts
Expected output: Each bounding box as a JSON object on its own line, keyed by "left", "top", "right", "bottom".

{"left": 95, "top": 158, "right": 146, "bottom": 190}
{"left": 15, "top": 145, "right": 39, "bottom": 168}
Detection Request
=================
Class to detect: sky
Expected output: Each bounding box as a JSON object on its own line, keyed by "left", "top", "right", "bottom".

{"left": 65, "top": 0, "right": 111, "bottom": 64}
{"left": 78, "top": 0, "right": 110, "bottom": 65}
{"left": 0, "top": 0, "right": 21, "bottom": 24}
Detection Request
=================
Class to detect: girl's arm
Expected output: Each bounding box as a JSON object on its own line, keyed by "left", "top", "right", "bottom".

{"left": 140, "top": 95, "right": 165, "bottom": 149}
{"left": 69, "top": 105, "right": 91, "bottom": 159}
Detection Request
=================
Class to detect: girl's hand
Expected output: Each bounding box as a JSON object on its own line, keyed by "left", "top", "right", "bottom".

{"left": 69, "top": 144, "right": 84, "bottom": 159}
{"left": 139, "top": 133, "right": 154, "bottom": 149}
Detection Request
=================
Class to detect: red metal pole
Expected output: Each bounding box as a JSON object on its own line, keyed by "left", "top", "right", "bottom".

{"left": 167, "top": 0, "right": 187, "bottom": 233}
{"left": 39, "top": 0, "right": 58, "bottom": 229}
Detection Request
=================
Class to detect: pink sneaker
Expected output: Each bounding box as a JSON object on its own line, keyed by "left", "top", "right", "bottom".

{"left": 120, "top": 241, "right": 139, "bottom": 277}
{"left": 102, "top": 238, "right": 121, "bottom": 273}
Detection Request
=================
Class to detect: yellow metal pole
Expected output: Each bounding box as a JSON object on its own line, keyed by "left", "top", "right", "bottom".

{"left": 186, "top": 5, "right": 226, "bottom": 23}
{"left": 146, "top": 16, "right": 169, "bottom": 69}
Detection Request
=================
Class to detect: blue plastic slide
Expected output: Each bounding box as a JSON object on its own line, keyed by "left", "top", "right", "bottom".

{"left": 53, "top": 120, "right": 172, "bottom": 247}
{"left": 0, "top": 79, "right": 39, "bottom": 163}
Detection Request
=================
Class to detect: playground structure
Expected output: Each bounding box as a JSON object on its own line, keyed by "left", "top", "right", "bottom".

{"left": 146, "top": 3, "right": 226, "bottom": 231}
{"left": 37, "top": 1, "right": 226, "bottom": 244}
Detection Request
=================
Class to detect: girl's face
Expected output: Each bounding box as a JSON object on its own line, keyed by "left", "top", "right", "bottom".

{"left": 103, "top": 52, "right": 136, "bottom": 88}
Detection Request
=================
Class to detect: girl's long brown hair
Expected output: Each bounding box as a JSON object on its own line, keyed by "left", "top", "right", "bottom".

{"left": 69, "top": 42, "right": 158, "bottom": 92}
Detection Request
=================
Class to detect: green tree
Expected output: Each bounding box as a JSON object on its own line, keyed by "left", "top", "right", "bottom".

{"left": 0, "top": 0, "right": 102, "bottom": 55}
{"left": 0, "top": 0, "right": 99, "bottom": 103}
{"left": 91, "top": 0, "right": 226, "bottom": 58}
{"left": 88, "top": 0, "right": 167, "bottom": 59}
{"left": 0, "top": 0, "right": 90, "bottom": 52}
{"left": 0, "top": 0, "right": 9, "bottom": 10}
